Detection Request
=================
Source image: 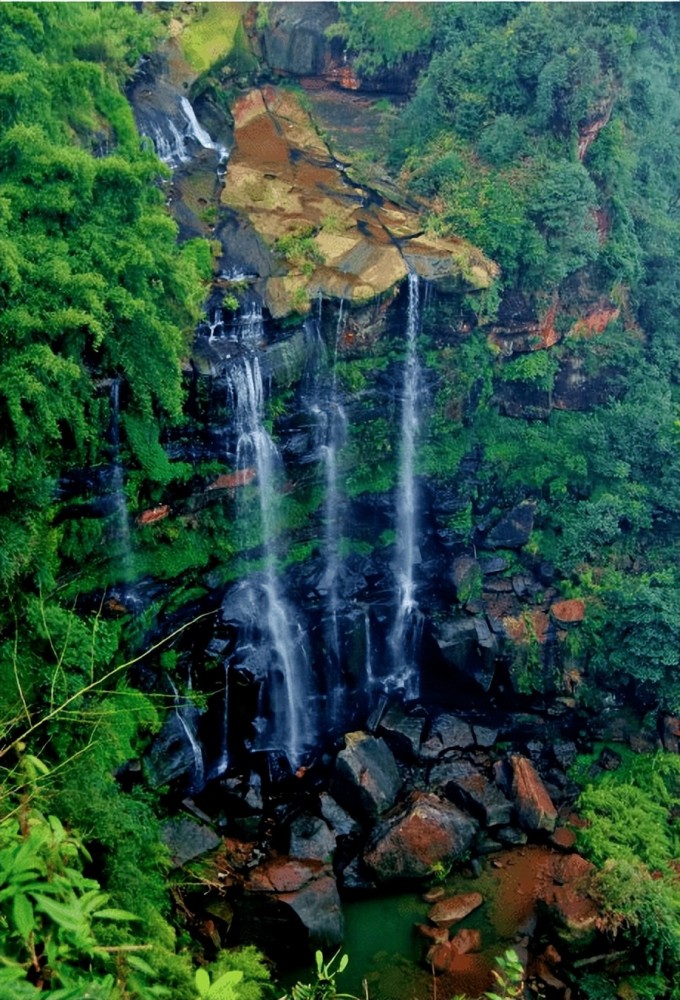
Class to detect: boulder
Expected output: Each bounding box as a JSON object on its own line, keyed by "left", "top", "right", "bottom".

{"left": 331, "top": 731, "right": 401, "bottom": 821}
{"left": 538, "top": 854, "right": 598, "bottom": 949}
{"left": 363, "top": 793, "right": 477, "bottom": 882}
{"left": 496, "top": 755, "right": 558, "bottom": 834}
{"left": 444, "top": 762, "right": 513, "bottom": 827}
{"left": 433, "top": 616, "right": 497, "bottom": 693}
{"left": 484, "top": 501, "right": 536, "bottom": 550}
{"left": 550, "top": 599, "right": 586, "bottom": 627}
{"left": 421, "top": 713, "right": 475, "bottom": 760}
{"left": 162, "top": 818, "right": 221, "bottom": 868}
{"left": 319, "top": 792, "right": 361, "bottom": 837}
{"left": 279, "top": 873, "right": 344, "bottom": 948}
{"left": 288, "top": 813, "right": 336, "bottom": 862}
{"left": 378, "top": 705, "right": 426, "bottom": 761}
{"left": 427, "top": 891, "right": 484, "bottom": 927}
{"left": 450, "top": 927, "right": 482, "bottom": 955}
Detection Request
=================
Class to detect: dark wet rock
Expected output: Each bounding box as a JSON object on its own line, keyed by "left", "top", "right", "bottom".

{"left": 330, "top": 731, "right": 401, "bottom": 821}
{"left": 480, "top": 556, "right": 508, "bottom": 575}
{"left": 279, "top": 873, "right": 344, "bottom": 948}
{"left": 246, "top": 856, "right": 343, "bottom": 947}
{"left": 363, "top": 793, "right": 477, "bottom": 882}
{"left": 339, "top": 855, "right": 375, "bottom": 891}
{"left": 444, "top": 762, "right": 513, "bottom": 828}
{"left": 590, "top": 745, "right": 622, "bottom": 775}
{"left": 145, "top": 712, "right": 204, "bottom": 793}
{"left": 378, "top": 705, "right": 425, "bottom": 762}
{"left": 319, "top": 792, "right": 361, "bottom": 837}
{"left": 472, "top": 724, "right": 499, "bottom": 749}
{"left": 484, "top": 501, "right": 536, "bottom": 550}
{"left": 495, "top": 825, "right": 528, "bottom": 846}
{"left": 551, "top": 741, "right": 578, "bottom": 770}
{"left": 424, "top": 713, "right": 475, "bottom": 758}
{"left": 162, "top": 818, "right": 221, "bottom": 868}
{"left": 496, "top": 755, "right": 558, "bottom": 834}
{"left": 260, "top": 3, "right": 340, "bottom": 78}
{"left": 288, "top": 813, "right": 336, "bottom": 861}
{"left": 427, "top": 891, "right": 484, "bottom": 927}
{"left": 433, "top": 617, "right": 498, "bottom": 693}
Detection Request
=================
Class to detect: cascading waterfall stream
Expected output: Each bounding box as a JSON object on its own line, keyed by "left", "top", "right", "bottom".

{"left": 388, "top": 272, "right": 423, "bottom": 698}
{"left": 322, "top": 302, "right": 348, "bottom": 677}
{"left": 227, "top": 306, "right": 314, "bottom": 766}
{"left": 141, "top": 96, "right": 227, "bottom": 171}
{"left": 109, "top": 380, "right": 133, "bottom": 583}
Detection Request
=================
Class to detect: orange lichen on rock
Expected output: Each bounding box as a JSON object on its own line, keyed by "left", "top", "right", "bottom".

{"left": 571, "top": 306, "right": 620, "bottom": 338}
{"left": 137, "top": 504, "right": 170, "bottom": 525}
{"left": 537, "top": 302, "right": 559, "bottom": 348}
{"left": 550, "top": 598, "right": 586, "bottom": 627}
{"left": 207, "top": 468, "right": 257, "bottom": 491}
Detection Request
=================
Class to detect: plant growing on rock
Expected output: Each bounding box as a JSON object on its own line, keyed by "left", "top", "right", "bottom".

{"left": 273, "top": 227, "right": 325, "bottom": 277}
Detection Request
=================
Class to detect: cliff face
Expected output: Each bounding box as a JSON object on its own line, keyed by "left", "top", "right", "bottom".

{"left": 222, "top": 85, "right": 496, "bottom": 317}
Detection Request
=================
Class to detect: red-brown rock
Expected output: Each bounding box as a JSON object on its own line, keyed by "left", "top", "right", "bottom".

{"left": 427, "top": 891, "right": 484, "bottom": 927}
{"left": 550, "top": 599, "right": 586, "bottom": 627}
{"left": 498, "top": 755, "right": 558, "bottom": 834}
{"left": 450, "top": 928, "right": 482, "bottom": 955}
{"left": 416, "top": 923, "right": 449, "bottom": 944}
{"left": 550, "top": 827, "right": 577, "bottom": 852}
{"left": 207, "top": 468, "right": 257, "bottom": 491}
{"left": 363, "top": 793, "right": 476, "bottom": 881}
{"left": 137, "top": 504, "right": 170, "bottom": 525}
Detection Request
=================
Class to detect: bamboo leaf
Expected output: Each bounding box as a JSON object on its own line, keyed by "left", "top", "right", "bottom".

{"left": 92, "top": 907, "right": 139, "bottom": 922}
{"left": 12, "top": 893, "right": 34, "bottom": 940}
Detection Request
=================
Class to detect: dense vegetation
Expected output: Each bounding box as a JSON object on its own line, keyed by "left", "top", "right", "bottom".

{"left": 1, "top": 2, "right": 680, "bottom": 998}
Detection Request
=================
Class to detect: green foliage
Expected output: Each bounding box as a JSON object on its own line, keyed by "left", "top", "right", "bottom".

{"left": 498, "top": 350, "right": 559, "bottom": 391}
{"left": 484, "top": 948, "right": 525, "bottom": 1000}
{"left": 572, "top": 749, "right": 680, "bottom": 985}
{"left": 0, "top": 808, "right": 141, "bottom": 994}
{"left": 284, "top": 951, "right": 352, "bottom": 1000}
{"left": 327, "top": 4, "right": 436, "bottom": 76}
{"left": 273, "top": 227, "right": 325, "bottom": 277}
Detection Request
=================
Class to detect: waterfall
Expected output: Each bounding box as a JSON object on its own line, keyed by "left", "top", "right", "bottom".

{"left": 146, "top": 117, "right": 191, "bottom": 168}
{"left": 388, "top": 273, "right": 423, "bottom": 698}
{"left": 109, "top": 380, "right": 133, "bottom": 582}
{"left": 169, "top": 678, "right": 205, "bottom": 792}
{"left": 227, "top": 307, "right": 314, "bottom": 766}
{"left": 141, "top": 97, "right": 227, "bottom": 170}
{"left": 322, "top": 304, "right": 348, "bottom": 680}
{"left": 179, "top": 97, "right": 229, "bottom": 165}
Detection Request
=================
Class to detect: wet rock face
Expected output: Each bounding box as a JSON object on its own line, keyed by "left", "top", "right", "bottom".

{"left": 260, "top": 3, "right": 341, "bottom": 77}
{"left": 363, "top": 793, "right": 477, "bottom": 881}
